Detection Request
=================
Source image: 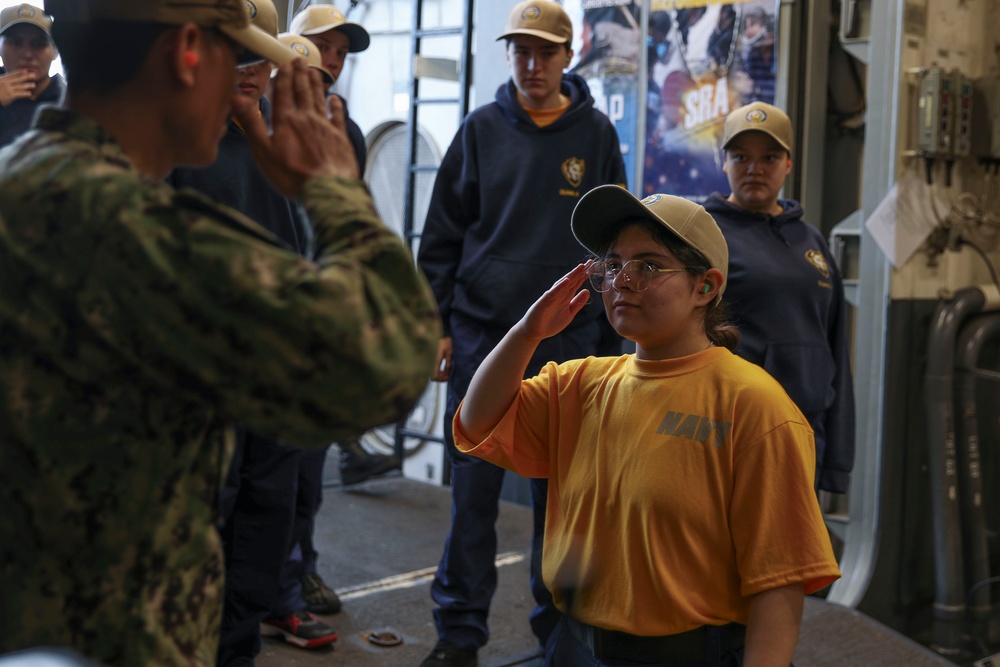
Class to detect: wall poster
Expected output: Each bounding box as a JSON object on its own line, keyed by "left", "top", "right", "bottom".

{"left": 563, "top": 0, "right": 643, "bottom": 190}
{"left": 644, "top": 0, "right": 778, "bottom": 201}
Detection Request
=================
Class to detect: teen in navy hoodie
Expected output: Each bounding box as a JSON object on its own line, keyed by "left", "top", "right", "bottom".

{"left": 416, "top": 2, "right": 626, "bottom": 665}
{"left": 705, "top": 101, "right": 854, "bottom": 495}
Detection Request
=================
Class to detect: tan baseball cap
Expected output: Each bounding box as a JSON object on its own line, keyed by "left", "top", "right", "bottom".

{"left": 721, "top": 101, "right": 792, "bottom": 153}
{"left": 246, "top": 0, "right": 278, "bottom": 39}
{"left": 571, "top": 185, "right": 729, "bottom": 299}
{"left": 0, "top": 3, "right": 52, "bottom": 36}
{"left": 43, "top": 0, "right": 296, "bottom": 66}
{"left": 496, "top": 1, "right": 572, "bottom": 45}
{"left": 277, "top": 33, "right": 334, "bottom": 85}
{"left": 289, "top": 5, "right": 370, "bottom": 53}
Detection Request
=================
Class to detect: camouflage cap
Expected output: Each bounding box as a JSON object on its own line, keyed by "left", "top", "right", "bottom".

{"left": 43, "top": 0, "right": 295, "bottom": 65}
{"left": 289, "top": 5, "right": 370, "bottom": 53}
{"left": 277, "top": 33, "right": 334, "bottom": 85}
{"left": 572, "top": 185, "right": 729, "bottom": 300}
{"left": 0, "top": 3, "right": 52, "bottom": 36}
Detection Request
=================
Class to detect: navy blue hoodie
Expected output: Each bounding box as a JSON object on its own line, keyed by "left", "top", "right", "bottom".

{"left": 418, "top": 73, "right": 627, "bottom": 361}
{"left": 0, "top": 72, "right": 64, "bottom": 149}
{"left": 704, "top": 192, "right": 855, "bottom": 493}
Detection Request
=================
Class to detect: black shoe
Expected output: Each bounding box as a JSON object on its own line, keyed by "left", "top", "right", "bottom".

{"left": 418, "top": 640, "right": 477, "bottom": 667}
{"left": 338, "top": 440, "right": 400, "bottom": 486}
{"left": 301, "top": 571, "right": 342, "bottom": 615}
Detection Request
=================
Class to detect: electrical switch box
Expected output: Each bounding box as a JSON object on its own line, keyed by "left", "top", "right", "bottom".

{"left": 918, "top": 68, "right": 953, "bottom": 156}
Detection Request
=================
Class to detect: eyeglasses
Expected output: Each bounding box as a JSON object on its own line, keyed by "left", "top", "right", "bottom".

{"left": 587, "top": 260, "right": 686, "bottom": 293}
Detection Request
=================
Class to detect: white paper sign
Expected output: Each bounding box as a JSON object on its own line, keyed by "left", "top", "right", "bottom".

{"left": 864, "top": 164, "right": 944, "bottom": 267}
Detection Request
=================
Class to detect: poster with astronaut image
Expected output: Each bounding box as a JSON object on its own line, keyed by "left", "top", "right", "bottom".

{"left": 644, "top": 0, "right": 778, "bottom": 201}
{"left": 563, "top": 0, "right": 643, "bottom": 189}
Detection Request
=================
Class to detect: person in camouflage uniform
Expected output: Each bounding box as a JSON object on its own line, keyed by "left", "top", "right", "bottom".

{"left": 0, "top": 1, "right": 440, "bottom": 666}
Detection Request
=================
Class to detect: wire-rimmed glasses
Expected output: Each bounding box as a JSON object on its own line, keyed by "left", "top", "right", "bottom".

{"left": 587, "top": 260, "right": 686, "bottom": 293}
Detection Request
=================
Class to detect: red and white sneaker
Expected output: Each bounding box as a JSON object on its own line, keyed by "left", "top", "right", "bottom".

{"left": 260, "top": 609, "right": 338, "bottom": 649}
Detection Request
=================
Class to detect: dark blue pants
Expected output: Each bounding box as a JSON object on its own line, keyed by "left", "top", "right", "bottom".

{"left": 274, "top": 446, "right": 330, "bottom": 614}
{"left": 217, "top": 431, "right": 300, "bottom": 667}
{"left": 430, "top": 338, "right": 565, "bottom": 651}
{"left": 430, "top": 315, "right": 611, "bottom": 652}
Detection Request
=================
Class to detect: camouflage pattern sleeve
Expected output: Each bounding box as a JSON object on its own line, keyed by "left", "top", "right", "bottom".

{"left": 78, "top": 176, "right": 441, "bottom": 446}
{"left": 0, "top": 108, "right": 439, "bottom": 666}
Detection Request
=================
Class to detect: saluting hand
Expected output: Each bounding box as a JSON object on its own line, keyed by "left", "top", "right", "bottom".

{"left": 234, "top": 58, "right": 359, "bottom": 199}
{"left": 517, "top": 261, "right": 594, "bottom": 343}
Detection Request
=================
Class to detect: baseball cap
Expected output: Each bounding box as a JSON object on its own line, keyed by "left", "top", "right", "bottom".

{"left": 496, "top": 1, "right": 572, "bottom": 45}
{"left": 289, "top": 5, "right": 370, "bottom": 53}
{"left": 721, "top": 101, "right": 792, "bottom": 153}
{"left": 0, "top": 4, "right": 52, "bottom": 37}
{"left": 246, "top": 0, "right": 277, "bottom": 39}
{"left": 43, "top": 0, "right": 296, "bottom": 66}
{"left": 277, "top": 33, "right": 335, "bottom": 85}
{"left": 571, "top": 185, "right": 729, "bottom": 299}
{"left": 239, "top": 0, "right": 278, "bottom": 65}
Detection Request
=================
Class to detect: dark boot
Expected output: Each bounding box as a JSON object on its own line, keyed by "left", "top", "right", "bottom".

{"left": 338, "top": 440, "right": 400, "bottom": 486}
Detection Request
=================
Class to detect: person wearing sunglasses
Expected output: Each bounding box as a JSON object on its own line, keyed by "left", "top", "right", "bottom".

{"left": 451, "top": 184, "right": 840, "bottom": 666}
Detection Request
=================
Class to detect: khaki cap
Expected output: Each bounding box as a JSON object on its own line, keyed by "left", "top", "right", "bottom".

{"left": 0, "top": 3, "right": 52, "bottom": 36}
{"left": 722, "top": 101, "right": 792, "bottom": 153}
{"left": 246, "top": 0, "right": 278, "bottom": 39}
{"left": 289, "top": 5, "right": 370, "bottom": 53}
{"left": 277, "top": 33, "right": 334, "bottom": 85}
{"left": 496, "top": 1, "right": 572, "bottom": 45}
{"left": 572, "top": 185, "right": 729, "bottom": 299}
{"left": 43, "top": 0, "right": 295, "bottom": 66}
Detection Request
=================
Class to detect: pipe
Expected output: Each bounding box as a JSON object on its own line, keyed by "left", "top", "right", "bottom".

{"left": 955, "top": 313, "right": 1000, "bottom": 641}
{"left": 925, "top": 286, "right": 987, "bottom": 655}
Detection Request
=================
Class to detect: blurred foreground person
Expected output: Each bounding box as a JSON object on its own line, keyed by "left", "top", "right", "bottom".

{"left": 0, "top": 0, "right": 440, "bottom": 665}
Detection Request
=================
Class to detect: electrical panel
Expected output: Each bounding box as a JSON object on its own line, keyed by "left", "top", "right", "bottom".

{"left": 971, "top": 77, "right": 1000, "bottom": 160}
{"left": 917, "top": 68, "right": 976, "bottom": 161}
{"left": 918, "top": 68, "right": 954, "bottom": 156}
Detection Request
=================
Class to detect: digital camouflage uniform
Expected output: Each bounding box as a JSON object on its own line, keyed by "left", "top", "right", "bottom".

{"left": 0, "top": 108, "right": 440, "bottom": 665}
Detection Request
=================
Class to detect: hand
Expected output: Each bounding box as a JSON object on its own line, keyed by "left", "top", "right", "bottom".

{"left": 432, "top": 337, "right": 452, "bottom": 382}
{"left": 0, "top": 70, "right": 35, "bottom": 106}
{"left": 234, "top": 59, "right": 359, "bottom": 198}
{"left": 518, "top": 262, "right": 593, "bottom": 343}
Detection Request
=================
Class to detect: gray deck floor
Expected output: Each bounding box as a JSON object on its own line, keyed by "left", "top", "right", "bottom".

{"left": 256, "top": 470, "right": 956, "bottom": 667}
